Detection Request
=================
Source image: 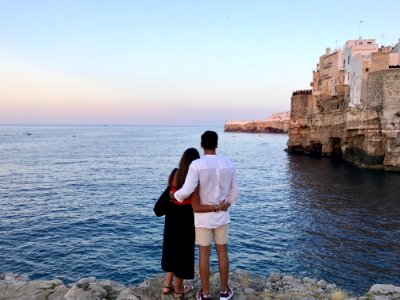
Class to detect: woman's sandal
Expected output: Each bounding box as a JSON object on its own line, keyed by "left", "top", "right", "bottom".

{"left": 173, "top": 285, "right": 193, "bottom": 299}
{"left": 162, "top": 286, "right": 174, "bottom": 294}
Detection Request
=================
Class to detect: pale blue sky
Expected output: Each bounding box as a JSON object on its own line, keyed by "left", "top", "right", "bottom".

{"left": 1, "top": 0, "right": 399, "bottom": 125}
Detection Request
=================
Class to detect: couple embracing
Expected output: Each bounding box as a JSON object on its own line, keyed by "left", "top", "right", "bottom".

{"left": 161, "top": 130, "right": 238, "bottom": 300}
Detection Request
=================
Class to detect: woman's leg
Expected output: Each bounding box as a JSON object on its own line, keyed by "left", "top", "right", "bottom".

{"left": 163, "top": 272, "right": 174, "bottom": 293}
{"left": 174, "top": 276, "right": 183, "bottom": 292}
{"left": 174, "top": 277, "right": 193, "bottom": 298}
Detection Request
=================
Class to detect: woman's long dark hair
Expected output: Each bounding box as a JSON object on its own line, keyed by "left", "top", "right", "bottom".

{"left": 175, "top": 148, "right": 200, "bottom": 189}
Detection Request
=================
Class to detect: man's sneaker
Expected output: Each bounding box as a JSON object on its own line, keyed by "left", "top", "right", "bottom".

{"left": 196, "top": 289, "right": 211, "bottom": 300}
{"left": 220, "top": 286, "right": 233, "bottom": 300}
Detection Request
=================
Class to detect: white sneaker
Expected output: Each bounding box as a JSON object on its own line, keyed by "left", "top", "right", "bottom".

{"left": 196, "top": 289, "right": 211, "bottom": 300}
{"left": 220, "top": 286, "right": 233, "bottom": 300}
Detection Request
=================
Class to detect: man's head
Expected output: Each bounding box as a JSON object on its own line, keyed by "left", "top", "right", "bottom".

{"left": 201, "top": 130, "right": 218, "bottom": 150}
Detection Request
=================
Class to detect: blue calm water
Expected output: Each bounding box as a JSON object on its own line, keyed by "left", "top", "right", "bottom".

{"left": 1, "top": 125, "right": 399, "bottom": 295}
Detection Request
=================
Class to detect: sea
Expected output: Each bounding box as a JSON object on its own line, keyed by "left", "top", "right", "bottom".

{"left": 1, "top": 125, "right": 399, "bottom": 295}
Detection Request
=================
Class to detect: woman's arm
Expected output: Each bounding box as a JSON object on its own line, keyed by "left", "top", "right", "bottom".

{"left": 191, "top": 186, "right": 230, "bottom": 213}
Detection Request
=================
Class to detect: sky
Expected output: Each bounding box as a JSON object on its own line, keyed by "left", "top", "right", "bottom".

{"left": 0, "top": 0, "right": 399, "bottom": 126}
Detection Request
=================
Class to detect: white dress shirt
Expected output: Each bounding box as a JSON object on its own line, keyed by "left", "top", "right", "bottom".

{"left": 175, "top": 154, "right": 238, "bottom": 228}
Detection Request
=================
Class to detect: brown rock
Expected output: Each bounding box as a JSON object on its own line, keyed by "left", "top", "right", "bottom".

{"left": 286, "top": 69, "right": 400, "bottom": 171}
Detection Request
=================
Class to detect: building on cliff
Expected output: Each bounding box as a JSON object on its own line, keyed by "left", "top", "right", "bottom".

{"left": 224, "top": 112, "right": 290, "bottom": 133}
{"left": 287, "top": 38, "right": 400, "bottom": 171}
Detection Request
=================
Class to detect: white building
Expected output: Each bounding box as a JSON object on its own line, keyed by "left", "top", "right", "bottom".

{"left": 342, "top": 39, "right": 378, "bottom": 106}
{"left": 390, "top": 39, "right": 400, "bottom": 66}
{"left": 311, "top": 38, "right": 399, "bottom": 108}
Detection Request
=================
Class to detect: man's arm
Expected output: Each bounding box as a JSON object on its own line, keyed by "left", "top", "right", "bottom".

{"left": 227, "top": 169, "right": 238, "bottom": 204}
{"left": 191, "top": 186, "right": 230, "bottom": 212}
{"left": 173, "top": 164, "right": 199, "bottom": 202}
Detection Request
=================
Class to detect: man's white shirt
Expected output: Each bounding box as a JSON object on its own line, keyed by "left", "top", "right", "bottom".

{"left": 174, "top": 154, "right": 238, "bottom": 228}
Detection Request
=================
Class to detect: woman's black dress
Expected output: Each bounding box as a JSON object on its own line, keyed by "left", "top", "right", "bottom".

{"left": 161, "top": 199, "right": 195, "bottom": 279}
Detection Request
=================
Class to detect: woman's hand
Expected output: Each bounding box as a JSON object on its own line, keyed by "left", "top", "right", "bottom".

{"left": 219, "top": 200, "right": 231, "bottom": 211}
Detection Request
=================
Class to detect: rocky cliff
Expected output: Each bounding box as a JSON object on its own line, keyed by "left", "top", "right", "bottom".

{"left": 286, "top": 69, "right": 400, "bottom": 171}
{"left": 2, "top": 271, "right": 400, "bottom": 299}
{"left": 224, "top": 112, "right": 290, "bottom": 133}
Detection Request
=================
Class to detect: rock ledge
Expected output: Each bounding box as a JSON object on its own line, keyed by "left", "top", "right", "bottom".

{"left": 1, "top": 271, "right": 399, "bottom": 300}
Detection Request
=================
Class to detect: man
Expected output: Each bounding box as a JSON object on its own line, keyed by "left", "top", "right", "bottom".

{"left": 171, "top": 130, "right": 238, "bottom": 300}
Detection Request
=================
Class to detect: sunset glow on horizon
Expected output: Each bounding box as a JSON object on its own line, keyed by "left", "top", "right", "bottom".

{"left": 1, "top": 0, "right": 399, "bottom": 126}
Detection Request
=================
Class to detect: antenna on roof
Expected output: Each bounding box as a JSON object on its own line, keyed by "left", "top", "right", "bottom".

{"left": 358, "top": 20, "right": 363, "bottom": 39}
{"left": 335, "top": 40, "right": 341, "bottom": 51}
{"left": 381, "top": 33, "right": 386, "bottom": 46}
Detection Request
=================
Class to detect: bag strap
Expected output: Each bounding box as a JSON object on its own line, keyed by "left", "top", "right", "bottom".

{"left": 168, "top": 168, "right": 178, "bottom": 187}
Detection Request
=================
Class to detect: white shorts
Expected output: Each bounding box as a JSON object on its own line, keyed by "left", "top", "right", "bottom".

{"left": 195, "top": 224, "right": 229, "bottom": 246}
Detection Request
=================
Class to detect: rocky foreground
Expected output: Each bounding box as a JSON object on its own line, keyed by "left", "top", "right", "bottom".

{"left": 1, "top": 271, "right": 400, "bottom": 300}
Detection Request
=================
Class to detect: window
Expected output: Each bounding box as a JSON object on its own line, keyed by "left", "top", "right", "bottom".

{"left": 348, "top": 56, "right": 351, "bottom": 64}
{"left": 366, "top": 68, "right": 369, "bottom": 72}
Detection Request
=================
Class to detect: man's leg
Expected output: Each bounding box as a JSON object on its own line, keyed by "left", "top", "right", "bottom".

{"left": 215, "top": 243, "right": 229, "bottom": 292}
{"left": 198, "top": 245, "right": 211, "bottom": 295}
{"left": 214, "top": 224, "right": 230, "bottom": 293}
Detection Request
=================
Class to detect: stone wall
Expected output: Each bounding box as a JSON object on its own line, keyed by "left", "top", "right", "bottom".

{"left": 370, "top": 52, "right": 390, "bottom": 72}
{"left": 286, "top": 69, "right": 400, "bottom": 171}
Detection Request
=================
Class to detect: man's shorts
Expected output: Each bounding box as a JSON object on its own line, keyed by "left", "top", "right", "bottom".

{"left": 195, "top": 224, "right": 229, "bottom": 246}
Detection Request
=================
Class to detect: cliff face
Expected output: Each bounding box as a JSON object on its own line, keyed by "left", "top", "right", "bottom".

{"left": 224, "top": 112, "right": 290, "bottom": 133}
{"left": 286, "top": 69, "right": 400, "bottom": 171}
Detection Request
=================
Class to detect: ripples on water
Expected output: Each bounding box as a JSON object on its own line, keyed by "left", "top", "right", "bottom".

{"left": 0, "top": 126, "right": 399, "bottom": 294}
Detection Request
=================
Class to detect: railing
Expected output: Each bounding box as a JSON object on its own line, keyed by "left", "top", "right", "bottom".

{"left": 322, "top": 62, "right": 333, "bottom": 68}
{"left": 320, "top": 74, "right": 332, "bottom": 79}
{"left": 292, "top": 89, "right": 312, "bottom": 96}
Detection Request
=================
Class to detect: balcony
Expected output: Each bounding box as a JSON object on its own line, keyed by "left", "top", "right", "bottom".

{"left": 322, "top": 62, "right": 333, "bottom": 68}
{"left": 320, "top": 74, "right": 332, "bottom": 79}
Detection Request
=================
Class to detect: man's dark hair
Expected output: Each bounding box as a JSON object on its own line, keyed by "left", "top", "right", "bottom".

{"left": 201, "top": 131, "right": 218, "bottom": 150}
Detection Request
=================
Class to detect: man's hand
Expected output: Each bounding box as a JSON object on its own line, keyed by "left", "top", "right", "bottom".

{"left": 219, "top": 200, "right": 231, "bottom": 211}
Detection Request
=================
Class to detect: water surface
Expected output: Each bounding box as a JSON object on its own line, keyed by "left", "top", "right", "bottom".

{"left": 0, "top": 125, "right": 399, "bottom": 294}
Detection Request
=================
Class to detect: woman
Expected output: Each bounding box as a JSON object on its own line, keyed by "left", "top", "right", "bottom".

{"left": 162, "top": 148, "right": 230, "bottom": 299}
